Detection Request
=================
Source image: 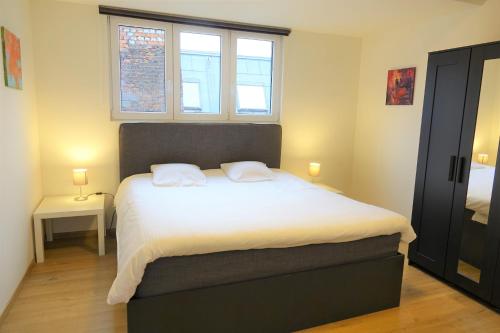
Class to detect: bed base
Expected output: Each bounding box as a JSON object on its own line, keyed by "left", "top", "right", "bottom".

{"left": 127, "top": 253, "right": 404, "bottom": 333}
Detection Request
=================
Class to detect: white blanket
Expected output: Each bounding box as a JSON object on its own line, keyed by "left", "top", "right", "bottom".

{"left": 108, "top": 169, "right": 416, "bottom": 304}
{"left": 467, "top": 164, "right": 495, "bottom": 224}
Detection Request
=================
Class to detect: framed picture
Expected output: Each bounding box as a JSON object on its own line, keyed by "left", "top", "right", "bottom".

{"left": 386, "top": 67, "right": 415, "bottom": 105}
{"left": 1, "top": 26, "right": 23, "bottom": 90}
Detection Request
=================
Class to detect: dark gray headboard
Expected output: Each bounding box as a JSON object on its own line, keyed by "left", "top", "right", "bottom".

{"left": 119, "top": 123, "right": 282, "bottom": 181}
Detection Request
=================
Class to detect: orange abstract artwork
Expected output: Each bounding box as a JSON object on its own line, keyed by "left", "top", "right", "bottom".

{"left": 1, "top": 27, "right": 22, "bottom": 89}
{"left": 386, "top": 67, "right": 415, "bottom": 105}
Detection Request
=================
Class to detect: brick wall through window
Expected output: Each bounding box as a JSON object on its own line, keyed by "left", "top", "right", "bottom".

{"left": 119, "top": 26, "right": 166, "bottom": 113}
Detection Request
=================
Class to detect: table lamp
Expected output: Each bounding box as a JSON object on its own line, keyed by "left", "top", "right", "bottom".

{"left": 478, "top": 153, "right": 489, "bottom": 165}
{"left": 308, "top": 162, "right": 321, "bottom": 182}
{"left": 73, "top": 168, "right": 88, "bottom": 201}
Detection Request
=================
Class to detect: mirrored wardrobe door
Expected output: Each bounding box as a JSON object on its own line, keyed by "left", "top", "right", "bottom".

{"left": 456, "top": 58, "right": 500, "bottom": 283}
{"left": 446, "top": 43, "right": 500, "bottom": 301}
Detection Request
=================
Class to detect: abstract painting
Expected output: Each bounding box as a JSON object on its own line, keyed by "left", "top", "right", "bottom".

{"left": 1, "top": 27, "right": 22, "bottom": 89}
{"left": 386, "top": 67, "right": 415, "bottom": 105}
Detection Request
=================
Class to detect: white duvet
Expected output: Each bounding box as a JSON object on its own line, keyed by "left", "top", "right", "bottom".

{"left": 466, "top": 164, "right": 496, "bottom": 224}
{"left": 108, "top": 169, "right": 416, "bottom": 304}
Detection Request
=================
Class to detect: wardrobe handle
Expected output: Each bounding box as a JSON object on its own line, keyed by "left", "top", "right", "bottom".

{"left": 457, "top": 157, "right": 466, "bottom": 183}
{"left": 448, "top": 155, "right": 457, "bottom": 182}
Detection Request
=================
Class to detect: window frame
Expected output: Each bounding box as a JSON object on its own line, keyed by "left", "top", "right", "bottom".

{"left": 229, "top": 31, "right": 282, "bottom": 122}
{"left": 110, "top": 16, "right": 174, "bottom": 120}
{"left": 109, "top": 18, "right": 283, "bottom": 123}
{"left": 172, "top": 24, "right": 229, "bottom": 121}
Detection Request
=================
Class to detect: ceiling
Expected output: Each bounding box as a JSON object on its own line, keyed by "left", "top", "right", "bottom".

{"left": 58, "top": 0, "right": 485, "bottom": 36}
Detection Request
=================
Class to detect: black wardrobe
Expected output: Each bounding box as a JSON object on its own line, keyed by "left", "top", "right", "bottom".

{"left": 409, "top": 40, "right": 500, "bottom": 309}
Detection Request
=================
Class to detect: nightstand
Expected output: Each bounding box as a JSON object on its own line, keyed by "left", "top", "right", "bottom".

{"left": 33, "top": 195, "right": 105, "bottom": 263}
{"left": 314, "top": 183, "right": 343, "bottom": 194}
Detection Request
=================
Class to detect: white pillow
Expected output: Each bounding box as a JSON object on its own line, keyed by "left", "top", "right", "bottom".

{"left": 150, "top": 163, "right": 206, "bottom": 187}
{"left": 221, "top": 161, "right": 274, "bottom": 182}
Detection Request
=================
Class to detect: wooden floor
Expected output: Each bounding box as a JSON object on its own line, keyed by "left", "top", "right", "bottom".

{"left": 0, "top": 236, "right": 499, "bottom": 333}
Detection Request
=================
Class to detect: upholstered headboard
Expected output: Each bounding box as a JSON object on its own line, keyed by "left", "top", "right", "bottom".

{"left": 119, "top": 123, "right": 282, "bottom": 181}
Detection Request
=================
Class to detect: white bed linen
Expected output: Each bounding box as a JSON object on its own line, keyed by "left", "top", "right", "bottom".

{"left": 466, "top": 165, "right": 495, "bottom": 224}
{"left": 108, "top": 169, "right": 416, "bottom": 304}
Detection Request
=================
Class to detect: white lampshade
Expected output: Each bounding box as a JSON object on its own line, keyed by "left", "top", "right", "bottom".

{"left": 308, "top": 162, "right": 321, "bottom": 178}
{"left": 73, "top": 168, "right": 88, "bottom": 186}
{"left": 478, "top": 153, "right": 489, "bottom": 165}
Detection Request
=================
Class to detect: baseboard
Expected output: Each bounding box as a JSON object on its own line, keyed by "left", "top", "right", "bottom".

{"left": 0, "top": 259, "right": 34, "bottom": 326}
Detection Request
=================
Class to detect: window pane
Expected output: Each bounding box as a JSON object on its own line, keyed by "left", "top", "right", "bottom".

{"left": 182, "top": 82, "right": 201, "bottom": 111}
{"left": 180, "top": 32, "right": 221, "bottom": 114}
{"left": 119, "top": 25, "right": 166, "bottom": 113}
{"left": 237, "top": 85, "right": 267, "bottom": 113}
{"left": 236, "top": 38, "right": 273, "bottom": 115}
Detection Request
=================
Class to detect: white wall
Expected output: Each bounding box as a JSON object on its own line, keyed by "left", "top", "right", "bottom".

{"left": 473, "top": 59, "right": 500, "bottom": 166}
{"left": 351, "top": 0, "right": 500, "bottom": 218}
{"left": 30, "top": 0, "right": 362, "bottom": 232}
{"left": 31, "top": 1, "right": 116, "bottom": 232}
{"left": 0, "top": 0, "right": 42, "bottom": 316}
{"left": 281, "top": 31, "right": 361, "bottom": 192}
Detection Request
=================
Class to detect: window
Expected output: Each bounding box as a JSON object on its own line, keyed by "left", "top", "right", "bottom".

{"left": 119, "top": 25, "right": 166, "bottom": 113}
{"left": 173, "top": 26, "right": 229, "bottom": 120}
{"left": 235, "top": 39, "right": 272, "bottom": 114}
{"left": 109, "top": 18, "right": 282, "bottom": 122}
{"left": 230, "top": 32, "right": 281, "bottom": 122}
{"left": 110, "top": 17, "right": 173, "bottom": 120}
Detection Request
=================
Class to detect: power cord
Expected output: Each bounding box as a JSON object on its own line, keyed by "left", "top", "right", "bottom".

{"left": 85, "top": 192, "right": 115, "bottom": 199}
{"left": 86, "top": 192, "right": 117, "bottom": 236}
{"left": 108, "top": 209, "right": 117, "bottom": 235}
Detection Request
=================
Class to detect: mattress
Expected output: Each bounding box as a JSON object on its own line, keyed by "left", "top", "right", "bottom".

{"left": 135, "top": 233, "right": 401, "bottom": 298}
{"left": 108, "top": 169, "right": 415, "bottom": 304}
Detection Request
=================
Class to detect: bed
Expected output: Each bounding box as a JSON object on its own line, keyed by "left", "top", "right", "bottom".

{"left": 466, "top": 162, "right": 495, "bottom": 225}
{"left": 113, "top": 123, "right": 416, "bottom": 333}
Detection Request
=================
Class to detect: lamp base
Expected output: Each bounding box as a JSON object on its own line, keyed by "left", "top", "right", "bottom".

{"left": 74, "top": 185, "right": 87, "bottom": 201}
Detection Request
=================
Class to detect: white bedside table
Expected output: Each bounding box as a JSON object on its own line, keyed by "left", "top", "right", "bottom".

{"left": 33, "top": 195, "right": 105, "bottom": 263}
{"left": 313, "top": 183, "right": 343, "bottom": 194}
